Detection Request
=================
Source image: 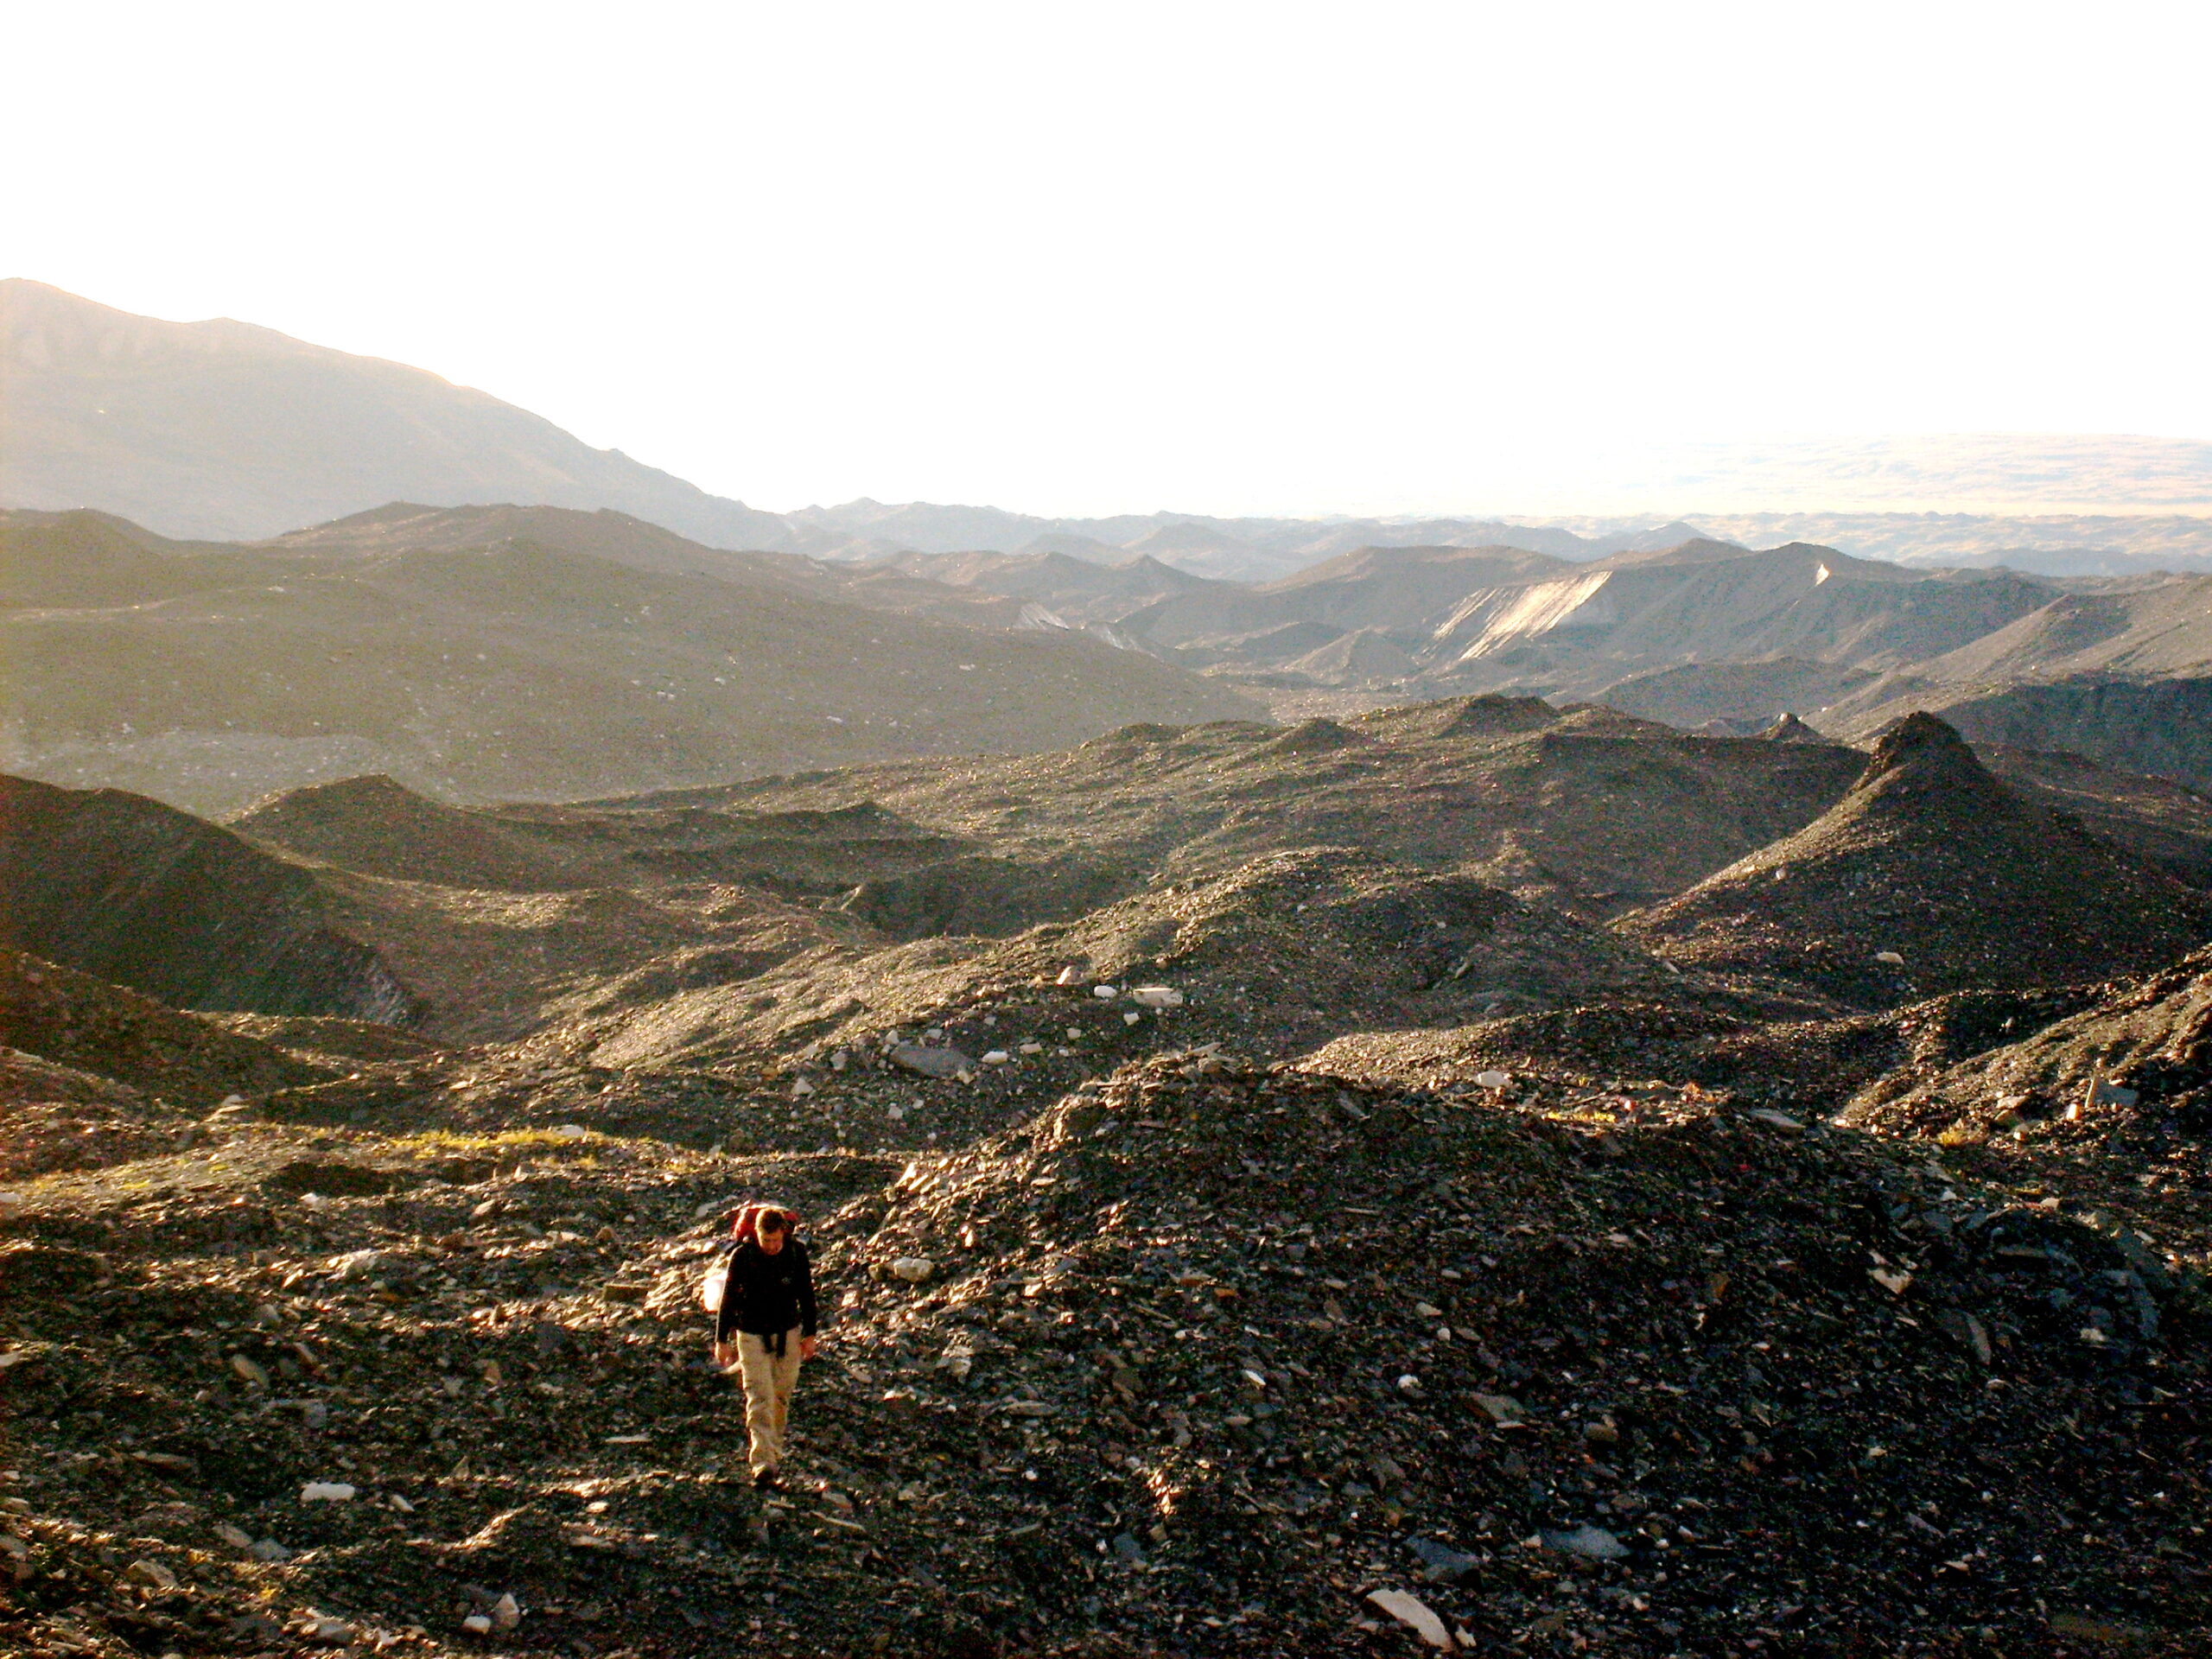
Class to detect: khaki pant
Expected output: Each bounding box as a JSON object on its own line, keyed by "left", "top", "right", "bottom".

{"left": 733, "top": 1327, "right": 804, "bottom": 1477}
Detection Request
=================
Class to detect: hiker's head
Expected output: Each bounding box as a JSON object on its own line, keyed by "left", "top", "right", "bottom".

{"left": 756, "top": 1211, "right": 790, "bottom": 1254}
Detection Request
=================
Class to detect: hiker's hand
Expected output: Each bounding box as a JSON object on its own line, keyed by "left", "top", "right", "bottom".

{"left": 800, "top": 1337, "right": 819, "bottom": 1361}
{"left": 713, "top": 1339, "right": 734, "bottom": 1367}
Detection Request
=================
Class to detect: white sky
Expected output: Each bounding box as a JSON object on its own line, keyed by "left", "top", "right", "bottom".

{"left": 8, "top": 2, "right": 2210, "bottom": 517}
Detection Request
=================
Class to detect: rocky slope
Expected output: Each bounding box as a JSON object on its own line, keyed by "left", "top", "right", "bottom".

{"left": 0, "top": 773, "right": 411, "bottom": 1022}
{"left": 3, "top": 690, "right": 2212, "bottom": 1656}
{"left": 1840, "top": 676, "right": 2212, "bottom": 798}
{"left": 1622, "top": 715, "right": 2212, "bottom": 1007}
{"left": 0, "top": 1042, "right": 2202, "bottom": 1657}
{"left": 1844, "top": 944, "right": 2212, "bottom": 1143}
{"left": 0, "top": 509, "right": 1262, "bottom": 817}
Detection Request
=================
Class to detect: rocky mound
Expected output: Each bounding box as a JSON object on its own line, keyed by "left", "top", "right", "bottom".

{"left": 1846, "top": 944, "right": 2212, "bottom": 1142}
{"left": 230, "top": 775, "right": 608, "bottom": 890}
{"left": 806, "top": 1054, "right": 2207, "bottom": 1654}
{"left": 0, "top": 944, "right": 328, "bottom": 1108}
{"left": 1622, "top": 714, "right": 2212, "bottom": 1006}
{"left": 0, "top": 1049, "right": 180, "bottom": 1181}
{"left": 1761, "top": 712, "right": 1835, "bottom": 744}
{"left": 2, "top": 1052, "right": 2202, "bottom": 1657}
{"left": 0, "top": 773, "right": 416, "bottom": 1022}
{"left": 1309, "top": 982, "right": 2109, "bottom": 1120}
{"left": 203, "top": 1013, "right": 449, "bottom": 1071}
{"left": 566, "top": 849, "right": 1678, "bottom": 1090}
{"left": 1979, "top": 742, "right": 2212, "bottom": 887}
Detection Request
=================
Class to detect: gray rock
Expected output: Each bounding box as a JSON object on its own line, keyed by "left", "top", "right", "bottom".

{"left": 1407, "top": 1535, "right": 1480, "bottom": 1583}
{"left": 891, "top": 1045, "right": 976, "bottom": 1081}
{"left": 1541, "top": 1523, "right": 1629, "bottom": 1561}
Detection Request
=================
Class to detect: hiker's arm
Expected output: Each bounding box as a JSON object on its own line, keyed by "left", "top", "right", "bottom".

{"left": 798, "top": 1243, "right": 820, "bottom": 1340}
{"left": 714, "top": 1252, "right": 741, "bottom": 1344}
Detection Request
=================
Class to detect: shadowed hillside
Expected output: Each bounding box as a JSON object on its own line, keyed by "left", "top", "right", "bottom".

{"left": 1623, "top": 714, "right": 2212, "bottom": 1004}
{"left": 0, "top": 773, "right": 412, "bottom": 1020}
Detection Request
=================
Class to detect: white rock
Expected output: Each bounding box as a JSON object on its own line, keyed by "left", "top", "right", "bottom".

{"left": 890, "top": 1257, "right": 936, "bottom": 1283}
{"left": 461, "top": 1613, "right": 493, "bottom": 1635}
{"left": 299, "top": 1192, "right": 331, "bottom": 1211}
{"left": 554, "top": 1123, "right": 588, "bottom": 1139}
{"left": 1055, "top": 965, "right": 1084, "bottom": 986}
{"left": 251, "top": 1537, "right": 294, "bottom": 1561}
{"left": 492, "top": 1592, "right": 520, "bottom": 1630}
{"left": 1365, "top": 1588, "right": 1454, "bottom": 1649}
{"left": 1092, "top": 984, "right": 1120, "bottom": 1000}
{"left": 1874, "top": 950, "right": 1905, "bottom": 965}
{"left": 1414, "top": 1302, "right": 1444, "bottom": 1319}
{"left": 327, "top": 1249, "right": 381, "bottom": 1281}
{"left": 1122, "top": 1011, "right": 1141, "bottom": 1026}
{"left": 1474, "top": 1070, "right": 1512, "bottom": 1090}
{"left": 1128, "top": 985, "right": 1184, "bottom": 1008}
{"left": 230, "top": 1353, "right": 270, "bottom": 1389}
{"left": 981, "top": 1050, "right": 1011, "bottom": 1065}
{"left": 300, "top": 1481, "right": 357, "bottom": 1503}
{"left": 0, "top": 1192, "right": 21, "bottom": 1212}
{"left": 213, "top": 1522, "right": 255, "bottom": 1549}
{"left": 791, "top": 1076, "right": 815, "bottom": 1097}
{"left": 1018, "top": 1042, "right": 1044, "bottom": 1055}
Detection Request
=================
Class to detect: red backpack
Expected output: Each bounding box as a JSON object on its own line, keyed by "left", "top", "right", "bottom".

{"left": 702, "top": 1204, "right": 803, "bottom": 1314}
{"left": 729, "top": 1202, "right": 799, "bottom": 1246}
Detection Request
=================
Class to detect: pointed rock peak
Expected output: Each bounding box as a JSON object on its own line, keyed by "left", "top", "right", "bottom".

{"left": 1761, "top": 712, "right": 1835, "bottom": 744}
{"left": 1865, "top": 710, "right": 1979, "bottom": 774}
{"left": 1843, "top": 710, "right": 2012, "bottom": 816}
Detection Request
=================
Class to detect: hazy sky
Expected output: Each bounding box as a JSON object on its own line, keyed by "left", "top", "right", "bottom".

{"left": 10, "top": 3, "right": 2210, "bottom": 516}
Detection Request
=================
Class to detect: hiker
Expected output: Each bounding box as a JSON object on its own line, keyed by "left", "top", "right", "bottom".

{"left": 710, "top": 1205, "right": 820, "bottom": 1487}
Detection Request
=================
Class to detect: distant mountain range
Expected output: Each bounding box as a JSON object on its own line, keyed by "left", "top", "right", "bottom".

{"left": 0, "top": 505, "right": 1261, "bottom": 815}
{"left": 10, "top": 280, "right": 2212, "bottom": 579}
{"left": 5, "top": 495, "right": 2209, "bottom": 815}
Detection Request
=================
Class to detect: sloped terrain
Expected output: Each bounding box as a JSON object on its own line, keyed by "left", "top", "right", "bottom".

{"left": 0, "top": 1050, "right": 2203, "bottom": 1658}
{"left": 0, "top": 280, "right": 790, "bottom": 548}
{"left": 231, "top": 776, "right": 620, "bottom": 893}
{"left": 1846, "top": 945, "right": 2212, "bottom": 1142}
{"left": 1623, "top": 715, "right": 2212, "bottom": 1006}
{"left": 1590, "top": 658, "right": 1878, "bottom": 733}
{"left": 559, "top": 846, "right": 1684, "bottom": 1085}
{"left": 3, "top": 686, "right": 2212, "bottom": 1656}
{"left": 1844, "top": 676, "right": 2212, "bottom": 798}
{"left": 0, "top": 509, "right": 1263, "bottom": 817}
{"left": 0, "top": 944, "right": 328, "bottom": 1111}
{"left": 0, "top": 773, "right": 413, "bottom": 1021}
{"left": 1979, "top": 742, "right": 2212, "bottom": 886}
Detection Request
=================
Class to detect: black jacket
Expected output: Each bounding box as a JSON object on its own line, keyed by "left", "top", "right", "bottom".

{"left": 715, "top": 1238, "right": 819, "bottom": 1346}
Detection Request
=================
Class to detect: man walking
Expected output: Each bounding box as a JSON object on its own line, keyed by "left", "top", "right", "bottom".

{"left": 712, "top": 1206, "right": 820, "bottom": 1487}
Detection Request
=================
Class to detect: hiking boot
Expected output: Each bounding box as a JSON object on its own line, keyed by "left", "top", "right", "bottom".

{"left": 753, "top": 1469, "right": 781, "bottom": 1491}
